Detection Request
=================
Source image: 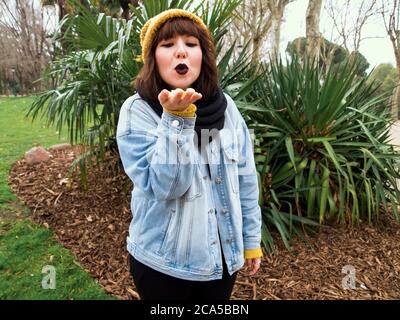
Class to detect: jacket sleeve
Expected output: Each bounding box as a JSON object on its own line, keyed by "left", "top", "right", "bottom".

{"left": 237, "top": 111, "right": 263, "bottom": 253}
{"left": 116, "top": 97, "right": 197, "bottom": 200}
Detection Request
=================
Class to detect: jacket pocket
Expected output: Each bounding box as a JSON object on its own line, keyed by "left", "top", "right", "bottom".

{"left": 222, "top": 144, "right": 240, "bottom": 194}
{"left": 157, "top": 207, "right": 175, "bottom": 256}
{"left": 131, "top": 196, "right": 149, "bottom": 244}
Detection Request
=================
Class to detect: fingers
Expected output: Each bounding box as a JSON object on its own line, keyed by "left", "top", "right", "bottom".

{"left": 159, "top": 88, "right": 202, "bottom": 110}
{"left": 185, "top": 88, "right": 202, "bottom": 103}
{"left": 183, "top": 88, "right": 195, "bottom": 104}
{"left": 158, "top": 89, "right": 170, "bottom": 104}
{"left": 245, "top": 258, "right": 261, "bottom": 276}
{"left": 192, "top": 92, "right": 202, "bottom": 102}
{"left": 171, "top": 88, "right": 185, "bottom": 105}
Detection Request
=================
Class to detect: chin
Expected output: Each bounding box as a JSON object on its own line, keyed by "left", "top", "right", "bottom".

{"left": 171, "top": 81, "right": 193, "bottom": 90}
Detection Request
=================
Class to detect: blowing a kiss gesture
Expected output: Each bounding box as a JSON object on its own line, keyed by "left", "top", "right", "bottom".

{"left": 158, "top": 87, "right": 202, "bottom": 112}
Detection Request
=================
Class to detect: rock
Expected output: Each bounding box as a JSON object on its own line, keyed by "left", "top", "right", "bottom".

{"left": 24, "top": 146, "right": 51, "bottom": 165}
{"left": 48, "top": 143, "right": 71, "bottom": 151}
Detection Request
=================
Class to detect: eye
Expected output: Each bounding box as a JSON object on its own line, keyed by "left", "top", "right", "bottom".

{"left": 161, "top": 43, "right": 173, "bottom": 47}
{"left": 186, "top": 43, "right": 198, "bottom": 47}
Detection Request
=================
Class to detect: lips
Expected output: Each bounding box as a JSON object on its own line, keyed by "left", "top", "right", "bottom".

{"left": 175, "top": 63, "right": 189, "bottom": 75}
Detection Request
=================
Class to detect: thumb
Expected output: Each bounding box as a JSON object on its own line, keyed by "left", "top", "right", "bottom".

{"left": 245, "top": 259, "right": 252, "bottom": 268}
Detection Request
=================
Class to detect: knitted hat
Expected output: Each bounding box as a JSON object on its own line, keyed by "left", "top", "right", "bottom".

{"left": 139, "top": 9, "right": 212, "bottom": 64}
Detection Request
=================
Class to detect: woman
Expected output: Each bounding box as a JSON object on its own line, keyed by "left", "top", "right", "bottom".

{"left": 116, "top": 8, "right": 263, "bottom": 300}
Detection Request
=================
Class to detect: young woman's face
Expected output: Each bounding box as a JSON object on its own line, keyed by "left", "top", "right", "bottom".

{"left": 155, "top": 34, "right": 202, "bottom": 90}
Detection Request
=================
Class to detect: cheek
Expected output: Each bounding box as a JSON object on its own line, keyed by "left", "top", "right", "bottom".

{"left": 155, "top": 49, "right": 169, "bottom": 69}
{"left": 193, "top": 49, "right": 203, "bottom": 71}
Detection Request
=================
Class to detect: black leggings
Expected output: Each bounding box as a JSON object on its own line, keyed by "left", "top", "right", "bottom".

{"left": 129, "top": 248, "right": 238, "bottom": 300}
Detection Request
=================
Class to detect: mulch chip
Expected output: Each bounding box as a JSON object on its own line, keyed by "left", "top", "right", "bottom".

{"left": 8, "top": 145, "right": 400, "bottom": 299}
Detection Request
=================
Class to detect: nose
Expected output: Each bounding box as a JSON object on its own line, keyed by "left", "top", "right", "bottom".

{"left": 174, "top": 39, "right": 187, "bottom": 59}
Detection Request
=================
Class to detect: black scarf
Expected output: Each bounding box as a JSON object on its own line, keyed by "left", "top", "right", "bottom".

{"left": 140, "top": 86, "right": 227, "bottom": 149}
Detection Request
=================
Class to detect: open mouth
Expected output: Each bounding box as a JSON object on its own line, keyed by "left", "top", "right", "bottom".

{"left": 175, "top": 63, "right": 189, "bottom": 75}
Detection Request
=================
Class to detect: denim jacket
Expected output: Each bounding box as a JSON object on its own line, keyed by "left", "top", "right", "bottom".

{"left": 116, "top": 91, "right": 262, "bottom": 281}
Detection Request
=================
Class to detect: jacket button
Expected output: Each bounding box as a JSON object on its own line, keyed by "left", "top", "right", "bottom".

{"left": 227, "top": 239, "right": 234, "bottom": 244}
{"left": 215, "top": 177, "right": 222, "bottom": 184}
{"left": 171, "top": 119, "right": 180, "bottom": 127}
{"left": 208, "top": 208, "right": 214, "bottom": 214}
{"left": 221, "top": 208, "right": 228, "bottom": 214}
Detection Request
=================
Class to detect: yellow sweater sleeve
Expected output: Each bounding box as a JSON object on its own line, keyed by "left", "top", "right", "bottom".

{"left": 244, "top": 248, "right": 263, "bottom": 259}
{"left": 163, "top": 103, "right": 197, "bottom": 118}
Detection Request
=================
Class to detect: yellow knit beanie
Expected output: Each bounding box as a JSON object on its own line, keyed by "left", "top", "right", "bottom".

{"left": 139, "top": 9, "right": 212, "bottom": 64}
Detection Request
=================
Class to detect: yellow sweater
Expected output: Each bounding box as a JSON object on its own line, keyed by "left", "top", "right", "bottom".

{"left": 244, "top": 247, "right": 263, "bottom": 259}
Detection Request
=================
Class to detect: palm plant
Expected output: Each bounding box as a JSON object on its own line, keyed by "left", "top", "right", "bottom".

{"left": 239, "top": 55, "right": 400, "bottom": 251}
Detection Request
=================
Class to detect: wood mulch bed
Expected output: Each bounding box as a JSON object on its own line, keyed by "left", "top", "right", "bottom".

{"left": 8, "top": 145, "right": 400, "bottom": 300}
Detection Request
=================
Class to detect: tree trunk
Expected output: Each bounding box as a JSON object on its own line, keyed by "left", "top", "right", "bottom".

{"left": 389, "top": 30, "right": 400, "bottom": 118}
{"left": 382, "top": 0, "right": 400, "bottom": 118}
{"left": 393, "top": 57, "right": 400, "bottom": 119}
{"left": 305, "top": 0, "right": 322, "bottom": 65}
{"left": 270, "top": 6, "right": 286, "bottom": 61}
{"left": 251, "top": 36, "right": 263, "bottom": 65}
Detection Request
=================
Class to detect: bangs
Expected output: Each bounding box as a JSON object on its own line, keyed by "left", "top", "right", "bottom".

{"left": 153, "top": 18, "right": 202, "bottom": 44}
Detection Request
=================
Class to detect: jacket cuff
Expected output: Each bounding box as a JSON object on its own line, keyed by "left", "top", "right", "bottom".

{"left": 244, "top": 247, "right": 263, "bottom": 259}
{"left": 161, "top": 110, "right": 196, "bottom": 132}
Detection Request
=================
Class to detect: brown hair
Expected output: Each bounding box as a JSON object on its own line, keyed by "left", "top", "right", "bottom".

{"left": 134, "top": 17, "right": 219, "bottom": 102}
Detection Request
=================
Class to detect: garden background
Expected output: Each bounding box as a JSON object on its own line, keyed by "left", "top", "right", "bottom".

{"left": 1, "top": 0, "right": 400, "bottom": 300}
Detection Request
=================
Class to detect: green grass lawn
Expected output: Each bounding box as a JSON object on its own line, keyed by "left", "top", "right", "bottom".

{"left": 0, "top": 96, "right": 69, "bottom": 206}
{"left": 0, "top": 96, "right": 114, "bottom": 299}
{"left": 0, "top": 219, "right": 114, "bottom": 299}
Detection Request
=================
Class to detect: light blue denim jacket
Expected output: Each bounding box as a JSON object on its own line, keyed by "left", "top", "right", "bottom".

{"left": 116, "top": 91, "right": 262, "bottom": 281}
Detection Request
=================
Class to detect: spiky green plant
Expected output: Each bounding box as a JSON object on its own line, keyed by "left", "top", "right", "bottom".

{"left": 238, "top": 55, "right": 400, "bottom": 251}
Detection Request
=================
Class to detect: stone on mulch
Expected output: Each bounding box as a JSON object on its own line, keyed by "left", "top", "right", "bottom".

{"left": 24, "top": 146, "right": 51, "bottom": 165}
